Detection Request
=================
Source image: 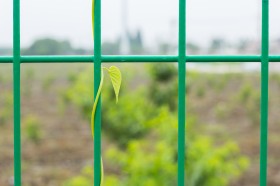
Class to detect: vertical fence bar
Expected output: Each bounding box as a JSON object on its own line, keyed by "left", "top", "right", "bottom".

{"left": 94, "top": 0, "right": 102, "bottom": 185}
{"left": 178, "top": 0, "right": 186, "bottom": 185}
{"left": 13, "top": 0, "right": 21, "bottom": 185}
{"left": 260, "top": 0, "right": 269, "bottom": 185}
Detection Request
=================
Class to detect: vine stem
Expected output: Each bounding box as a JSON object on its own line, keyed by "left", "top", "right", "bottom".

{"left": 91, "top": 67, "right": 110, "bottom": 185}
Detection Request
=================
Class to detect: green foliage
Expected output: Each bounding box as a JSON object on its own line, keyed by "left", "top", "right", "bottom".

{"left": 23, "top": 115, "right": 42, "bottom": 144}
{"left": 237, "top": 83, "right": 253, "bottom": 103}
{"left": 63, "top": 167, "right": 92, "bottom": 186}
{"left": 196, "top": 85, "right": 205, "bottom": 98}
{"left": 63, "top": 66, "right": 249, "bottom": 185}
{"left": 148, "top": 63, "right": 177, "bottom": 82}
{"left": 42, "top": 75, "right": 55, "bottom": 91}
{"left": 0, "top": 92, "right": 13, "bottom": 126}
{"left": 0, "top": 109, "right": 9, "bottom": 126}
{"left": 64, "top": 176, "right": 91, "bottom": 186}
{"left": 102, "top": 40, "right": 121, "bottom": 55}
{"left": 214, "top": 103, "right": 228, "bottom": 120}
{"left": 106, "top": 66, "right": 122, "bottom": 103}
{"left": 186, "top": 137, "right": 248, "bottom": 186}
{"left": 270, "top": 73, "right": 280, "bottom": 87}
{"left": 102, "top": 89, "right": 156, "bottom": 146}
{"left": 67, "top": 72, "right": 78, "bottom": 83}
{"left": 148, "top": 80, "right": 178, "bottom": 110}
{"left": 147, "top": 64, "right": 178, "bottom": 110}
{"left": 0, "top": 73, "right": 3, "bottom": 83}
{"left": 235, "top": 83, "right": 260, "bottom": 125}
{"left": 22, "top": 67, "right": 35, "bottom": 97}
{"left": 22, "top": 38, "right": 73, "bottom": 55}
{"left": 64, "top": 67, "right": 155, "bottom": 146}
{"left": 62, "top": 68, "right": 93, "bottom": 118}
{"left": 63, "top": 108, "right": 248, "bottom": 186}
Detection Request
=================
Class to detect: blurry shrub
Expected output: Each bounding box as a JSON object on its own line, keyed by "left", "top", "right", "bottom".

{"left": 214, "top": 103, "right": 228, "bottom": 120}
{"left": 245, "top": 91, "right": 260, "bottom": 126}
{"left": 235, "top": 83, "right": 260, "bottom": 125}
{"left": 196, "top": 85, "right": 205, "bottom": 98}
{"left": 25, "top": 67, "right": 35, "bottom": 81}
{"left": 0, "top": 74, "right": 3, "bottom": 83}
{"left": 23, "top": 115, "right": 42, "bottom": 144}
{"left": 67, "top": 72, "right": 77, "bottom": 83}
{"left": 64, "top": 108, "right": 248, "bottom": 186}
{"left": 42, "top": 75, "right": 55, "bottom": 91}
{"left": 0, "top": 109, "right": 9, "bottom": 126}
{"left": 0, "top": 92, "right": 13, "bottom": 126}
{"left": 61, "top": 68, "right": 93, "bottom": 117}
{"left": 270, "top": 73, "right": 280, "bottom": 86}
{"left": 62, "top": 66, "right": 249, "bottom": 185}
{"left": 148, "top": 80, "right": 178, "bottom": 110}
{"left": 147, "top": 63, "right": 177, "bottom": 82}
{"left": 237, "top": 83, "right": 253, "bottom": 103}
{"left": 22, "top": 67, "right": 35, "bottom": 97}
{"left": 102, "top": 88, "right": 156, "bottom": 147}
{"left": 63, "top": 176, "right": 91, "bottom": 186}
{"left": 63, "top": 67, "right": 155, "bottom": 146}
{"left": 147, "top": 64, "right": 178, "bottom": 110}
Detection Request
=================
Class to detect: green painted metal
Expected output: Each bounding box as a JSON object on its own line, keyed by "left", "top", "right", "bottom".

{"left": 260, "top": 0, "right": 269, "bottom": 185}
{"left": 13, "top": 0, "right": 21, "bottom": 185}
{"left": 178, "top": 0, "right": 186, "bottom": 185}
{"left": 93, "top": 0, "right": 102, "bottom": 185}
{"left": 3, "top": 55, "right": 280, "bottom": 63}
{"left": 0, "top": 0, "right": 276, "bottom": 185}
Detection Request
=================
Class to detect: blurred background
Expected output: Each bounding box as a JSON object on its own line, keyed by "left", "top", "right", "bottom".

{"left": 1, "top": 0, "right": 280, "bottom": 185}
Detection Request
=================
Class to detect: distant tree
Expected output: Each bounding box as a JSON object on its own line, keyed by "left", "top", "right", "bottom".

{"left": 208, "top": 38, "right": 227, "bottom": 54}
{"left": 22, "top": 38, "right": 73, "bottom": 55}
{"left": 237, "top": 39, "right": 249, "bottom": 53}
{"left": 74, "top": 48, "right": 90, "bottom": 55}
{"left": 102, "top": 38, "right": 121, "bottom": 55}
{"left": 129, "top": 30, "right": 145, "bottom": 54}
{"left": 158, "top": 42, "right": 172, "bottom": 55}
{"left": 187, "top": 42, "right": 200, "bottom": 54}
{"left": 0, "top": 48, "right": 12, "bottom": 55}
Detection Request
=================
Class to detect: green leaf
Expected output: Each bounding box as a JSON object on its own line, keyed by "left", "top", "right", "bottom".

{"left": 108, "top": 66, "right": 122, "bottom": 103}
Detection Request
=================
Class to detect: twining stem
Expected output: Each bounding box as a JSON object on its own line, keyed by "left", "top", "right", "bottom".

{"left": 91, "top": 69, "right": 104, "bottom": 138}
{"left": 91, "top": 68, "right": 110, "bottom": 185}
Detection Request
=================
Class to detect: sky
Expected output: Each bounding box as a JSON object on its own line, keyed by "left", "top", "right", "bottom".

{"left": 0, "top": 0, "right": 280, "bottom": 49}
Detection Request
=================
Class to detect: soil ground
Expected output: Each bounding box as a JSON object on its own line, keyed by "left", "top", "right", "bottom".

{"left": 1, "top": 63, "right": 280, "bottom": 186}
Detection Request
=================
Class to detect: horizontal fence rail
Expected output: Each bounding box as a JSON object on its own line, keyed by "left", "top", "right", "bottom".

{"left": 1, "top": 55, "right": 280, "bottom": 63}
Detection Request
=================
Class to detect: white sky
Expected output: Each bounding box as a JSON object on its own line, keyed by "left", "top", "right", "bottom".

{"left": 0, "top": 0, "right": 280, "bottom": 48}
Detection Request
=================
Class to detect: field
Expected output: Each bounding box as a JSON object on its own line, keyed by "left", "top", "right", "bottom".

{"left": 1, "top": 63, "right": 280, "bottom": 186}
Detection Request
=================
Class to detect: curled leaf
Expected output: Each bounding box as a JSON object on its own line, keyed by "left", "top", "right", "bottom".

{"left": 108, "top": 66, "right": 122, "bottom": 103}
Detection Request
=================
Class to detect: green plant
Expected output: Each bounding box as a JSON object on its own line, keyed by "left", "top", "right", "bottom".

{"left": 0, "top": 92, "right": 13, "bottom": 126}
{"left": 196, "top": 85, "right": 205, "bottom": 98}
{"left": 23, "top": 115, "right": 42, "bottom": 144}
{"left": 42, "top": 74, "right": 55, "bottom": 91}
{"left": 91, "top": 66, "right": 122, "bottom": 185}
{"left": 214, "top": 103, "right": 228, "bottom": 120}
{"left": 147, "top": 64, "right": 178, "bottom": 110}
{"left": 0, "top": 108, "right": 10, "bottom": 126}
{"left": 67, "top": 72, "right": 77, "bottom": 83}
{"left": 22, "top": 67, "right": 35, "bottom": 97}
{"left": 64, "top": 108, "right": 249, "bottom": 186}
{"left": 235, "top": 83, "right": 260, "bottom": 125}
{"left": 63, "top": 67, "right": 155, "bottom": 146}
{"left": 0, "top": 74, "right": 3, "bottom": 83}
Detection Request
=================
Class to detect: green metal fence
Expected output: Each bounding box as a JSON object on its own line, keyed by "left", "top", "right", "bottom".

{"left": 0, "top": 0, "right": 276, "bottom": 185}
